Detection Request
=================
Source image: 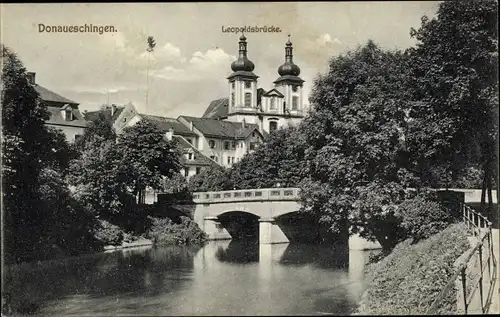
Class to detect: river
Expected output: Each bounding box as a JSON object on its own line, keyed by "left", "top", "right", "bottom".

{"left": 3, "top": 241, "right": 376, "bottom": 316}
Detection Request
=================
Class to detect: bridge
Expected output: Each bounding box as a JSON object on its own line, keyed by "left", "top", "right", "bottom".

{"left": 173, "top": 187, "right": 382, "bottom": 249}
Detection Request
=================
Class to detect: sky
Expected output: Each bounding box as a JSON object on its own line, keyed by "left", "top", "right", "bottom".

{"left": 1, "top": 2, "right": 440, "bottom": 118}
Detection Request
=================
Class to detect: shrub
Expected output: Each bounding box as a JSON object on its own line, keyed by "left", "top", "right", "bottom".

{"left": 396, "top": 195, "right": 456, "bottom": 243}
{"left": 145, "top": 216, "right": 207, "bottom": 246}
{"left": 93, "top": 219, "right": 124, "bottom": 246}
{"left": 356, "top": 223, "right": 469, "bottom": 315}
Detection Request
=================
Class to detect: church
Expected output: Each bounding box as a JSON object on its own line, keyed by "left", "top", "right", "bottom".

{"left": 86, "top": 35, "right": 308, "bottom": 176}
{"left": 202, "top": 34, "right": 307, "bottom": 133}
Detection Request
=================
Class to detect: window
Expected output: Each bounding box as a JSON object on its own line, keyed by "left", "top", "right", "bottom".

{"left": 231, "top": 92, "right": 235, "bottom": 107}
{"left": 292, "top": 85, "right": 298, "bottom": 92}
{"left": 196, "top": 167, "right": 201, "bottom": 174}
{"left": 270, "top": 97, "right": 276, "bottom": 110}
{"left": 245, "top": 81, "right": 251, "bottom": 89}
{"left": 227, "top": 156, "right": 231, "bottom": 164}
{"left": 269, "top": 121, "right": 278, "bottom": 133}
{"left": 184, "top": 169, "right": 189, "bottom": 177}
{"left": 188, "top": 153, "right": 193, "bottom": 160}
{"left": 292, "top": 96, "right": 298, "bottom": 110}
{"left": 232, "top": 141, "right": 236, "bottom": 148}
{"left": 224, "top": 141, "right": 230, "bottom": 150}
{"left": 186, "top": 138, "right": 192, "bottom": 144}
{"left": 209, "top": 140, "right": 216, "bottom": 149}
{"left": 252, "top": 132, "right": 255, "bottom": 137}
{"left": 250, "top": 142, "right": 256, "bottom": 150}
{"left": 231, "top": 157, "right": 235, "bottom": 163}
{"left": 244, "top": 93, "right": 251, "bottom": 107}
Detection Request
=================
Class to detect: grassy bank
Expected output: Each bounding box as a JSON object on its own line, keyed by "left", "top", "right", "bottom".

{"left": 356, "top": 223, "right": 469, "bottom": 315}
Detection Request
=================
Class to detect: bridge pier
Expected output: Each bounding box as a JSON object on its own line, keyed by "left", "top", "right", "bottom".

{"left": 203, "top": 216, "right": 231, "bottom": 240}
{"left": 259, "top": 218, "right": 289, "bottom": 244}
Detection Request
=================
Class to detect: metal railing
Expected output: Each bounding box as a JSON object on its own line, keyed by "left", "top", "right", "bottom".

{"left": 427, "top": 204, "right": 497, "bottom": 314}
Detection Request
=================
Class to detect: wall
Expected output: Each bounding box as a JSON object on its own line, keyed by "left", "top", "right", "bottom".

{"left": 46, "top": 124, "right": 85, "bottom": 143}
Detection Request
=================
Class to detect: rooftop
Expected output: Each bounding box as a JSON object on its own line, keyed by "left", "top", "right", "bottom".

{"left": 179, "top": 115, "right": 260, "bottom": 139}
{"left": 141, "top": 114, "right": 198, "bottom": 137}
{"left": 34, "top": 85, "right": 78, "bottom": 105}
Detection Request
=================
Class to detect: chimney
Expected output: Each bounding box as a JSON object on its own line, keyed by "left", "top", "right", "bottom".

{"left": 166, "top": 127, "right": 174, "bottom": 141}
{"left": 111, "top": 104, "right": 117, "bottom": 116}
{"left": 242, "top": 118, "right": 246, "bottom": 129}
{"left": 27, "top": 72, "right": 36, "bottom": 84}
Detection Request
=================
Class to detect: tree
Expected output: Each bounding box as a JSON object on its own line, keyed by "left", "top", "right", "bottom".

{"left": 228, "top": 127, "right": 306, "bottom": 189}
{"left": 1, "top": 45, "right": 81, "bottom": 262}
{"left": 299, "top": 41, "right": 414, "bottom": 249}
{"left": 74, "top": 112, "right": 116, "bottom": 152}
{"left": 407, "top": 0, "right": 498, "bottom": 214}
{"left": 145, "top": 36, "right": 156, "bottom": 112}
{"left": 117, "top": 120, "right": 181, "bottom": 204}
{"left": 188, "top": 165, "right": 233, "bottom": 192}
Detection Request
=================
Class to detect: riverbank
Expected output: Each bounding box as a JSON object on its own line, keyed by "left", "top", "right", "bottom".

{"left": 355, "top": 223, "right": 470, "bottom": 315}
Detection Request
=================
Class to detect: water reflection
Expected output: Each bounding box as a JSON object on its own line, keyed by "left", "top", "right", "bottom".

{"left": 4, "top": 242, "right": 374, "bottom": 316}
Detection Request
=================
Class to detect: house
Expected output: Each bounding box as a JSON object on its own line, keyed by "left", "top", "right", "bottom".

{"left": 83, "top": 103, "right": 125, "bottom": 127}
{"left": 28, "top": 72, "right": 87, "bottom": 142}
{"left": 177, "top": 115, "right": 264, "bottom": 167}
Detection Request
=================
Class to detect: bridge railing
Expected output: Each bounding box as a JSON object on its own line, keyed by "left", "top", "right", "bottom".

{"left": 190, "top": 188, "right": 301, "bottom": 204}
{"left": 427, "top": 204, "right": 497, "bottom": 315}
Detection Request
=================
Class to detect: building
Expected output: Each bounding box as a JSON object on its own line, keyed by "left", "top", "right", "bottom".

{"left": 83, "top": 103, "right": 126, "bottom": 127}
{"left": 28, "top": 72, "right": 87, "bottom": 142}
{"left": 202, "top": 35, "right": 307, "bottom": 134}
{"left": 83, "top": 35, "right": 306, "bottom": 175}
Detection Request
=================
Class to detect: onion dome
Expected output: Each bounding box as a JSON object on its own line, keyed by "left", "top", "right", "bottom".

{"left": 231, "top": 34, "right": 255, "bottom": 72}
{"left": 277, "top": 36, "right": 301, "bottom": 76}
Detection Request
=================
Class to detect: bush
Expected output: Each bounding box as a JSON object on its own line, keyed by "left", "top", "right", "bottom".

{"left": 396, "top": 195, "right": 456, "bottom": 243}
{"left": 356, "top": 223, "right": 469, "bottom": 315}
{"left": 93, "top": 219, "right": 124, "bottom": 246}
{"left": 145, "top": 216, "right": 207, "bottom": 246}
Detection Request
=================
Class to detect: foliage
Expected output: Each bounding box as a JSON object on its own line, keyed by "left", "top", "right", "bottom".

{"left": 356, "top": 223, "right": 469, "bottom": 315}
{"left": 163, "top": 172, "right": 189, "bottom": 194}
{"left": 396, "top": 194, "right": 456, "bottom": 243}
{"left": 229, "top": 126, "right": 306, "bottom": 189}
{"left": 74, "top": 112, "right": 116, "bottom": 152}
{"left": 407, "top": 0, "right": 498, "bottom": 197}
{"left": 117, "top": 120, "right": 181, "bottom": 201}
{"left": 93, "top": 219, "right": 124, "bottom": 246}
{"left": 1, "top": 45, "right": 80, "bottom": 263}
{"left": 187, "top": 164, "right": 233, "bottom": 192}
{"left": 145, "top": 216, "right": 208, "bottom": 246}
{"left": 68, "top": 138, "right": 134, "bottom": 217}
{"left": 299, "top": 41, "right": 414, "bottom": 248}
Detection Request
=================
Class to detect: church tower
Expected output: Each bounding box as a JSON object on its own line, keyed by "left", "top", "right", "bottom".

{"left": 226, "top": 34, "right": 259, "bottom": 124}
{"left": 274, "top": 36, "right": 304, "bottom": 116}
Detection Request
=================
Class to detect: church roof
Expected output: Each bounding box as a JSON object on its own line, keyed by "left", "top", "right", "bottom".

{"left": 203, "top": 98, "right": 229, "bottom": 119}
{"left": 179, "top": 116, "right": 260, "bottom": 139}
{"left": 34, "top": 85, "right": 78, "bottom": 105}
{"left": 203, "top": 88, "right": 267, "bottom": 120}
{"left": 140, "top": 114, "right": 198, "bottom": 137}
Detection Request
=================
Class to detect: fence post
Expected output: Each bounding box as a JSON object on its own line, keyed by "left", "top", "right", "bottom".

{"left": 479, "top": 244, "right": 485, "bottom": 313}
{"left": 487, "top": 230, "right": 492, "bottom": 280}
{"left": 467, "top": 208, "right": 471, "bottom": 230}
{"left": 457, "top": 266, "right": 468, "bottom": 314}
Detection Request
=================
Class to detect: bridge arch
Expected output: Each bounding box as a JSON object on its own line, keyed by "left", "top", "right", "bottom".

{"left": 217, "top": 211, "right": 260, "bottom": 241}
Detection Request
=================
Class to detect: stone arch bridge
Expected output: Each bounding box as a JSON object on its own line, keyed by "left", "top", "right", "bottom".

{"left": 168, "top": 187, "right": 381, "bottom": 249}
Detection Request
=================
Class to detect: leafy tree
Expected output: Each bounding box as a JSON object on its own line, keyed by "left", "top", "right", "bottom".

{"left": 1, "top": 45, "right": 83, "bottom": 262}
{"left": 68, "top": 137, "right": 133, "bottom": 218}
{"left": 188, "top": 165, "right": 233, "bottom": 192}
{"left": 75, "top": 112, "right": 116, "bottom": 151}
{"left": 407, "top": 0, "right": 498, "bottom": 212}
{"left": 117, "top": 120, "right": 181, "bottom": 204}
{"left": 299, "top": 41, "right": 414, "bottom": 249}
{"left": 228, "top": 127, "right": 306, "bottom": 189}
